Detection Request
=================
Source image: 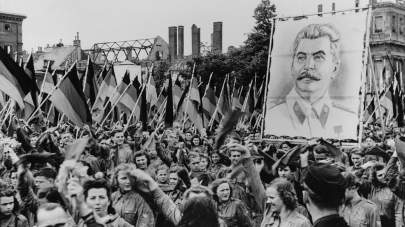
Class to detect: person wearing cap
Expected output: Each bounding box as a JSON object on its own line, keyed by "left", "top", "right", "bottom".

{"left": 303, "top": 163, "right": 349, "bottom": 227}
{"left": 340, "top": 172, "right": 380, "bottom": 227}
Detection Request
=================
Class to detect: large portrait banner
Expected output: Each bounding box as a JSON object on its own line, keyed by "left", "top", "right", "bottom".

{"left": 264, "top": 11, "right": 368, "bottom": 140}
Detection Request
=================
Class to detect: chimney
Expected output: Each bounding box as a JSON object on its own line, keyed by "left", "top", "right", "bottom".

{"left": 178, "top": 26, "right": 184, "bottom": 59}
{"left": 168, "top": 26, "right": 178, "bottom": 62}
{"left": 212, "top": 22, "right": 223, "bottom": 54}
{"left": 192, "top": 24, "right": 200, "bottom": 57}
{"left": 73, "top": 32, "right": 81, "bottom": 47}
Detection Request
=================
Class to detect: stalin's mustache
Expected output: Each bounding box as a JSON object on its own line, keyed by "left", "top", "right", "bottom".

{"left": 297, "top": 71, "right": 321, "bottom": 81}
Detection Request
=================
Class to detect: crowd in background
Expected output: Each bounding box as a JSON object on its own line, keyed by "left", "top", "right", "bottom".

{"left": 0, "top": 118, "right": 405, "bottom": 227}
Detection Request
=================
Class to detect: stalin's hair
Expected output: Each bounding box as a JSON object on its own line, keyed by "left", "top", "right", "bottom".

{"left": 292, "top": 23, "right": 341, "bottom": 70}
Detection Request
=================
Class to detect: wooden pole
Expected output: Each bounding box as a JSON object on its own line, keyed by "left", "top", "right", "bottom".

{"left": 358, "top": 6, "right": 372, "bottom": 144}
{"left": 27, "top": 62, "right": 76, "bottom": 123}
{"left": 261, "top": 18, "right": 275, "bottom": 139}
{"left": 123, "top": 84, "right": 147, "bottom": 133}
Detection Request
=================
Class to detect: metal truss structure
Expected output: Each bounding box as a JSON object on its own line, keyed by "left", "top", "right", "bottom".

{"left": 90, "top": 38, "right": 155, "bottom": 63}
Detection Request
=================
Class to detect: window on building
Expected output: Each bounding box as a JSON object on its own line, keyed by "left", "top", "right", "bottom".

{"left": 355, "top": 0, "right": 360, "bottom": 12}
{"left": 393, "top": 15, "right": 397, "bottom": 33}
{"left": 400, "top": 17, "right": 404, "bottom": 35}
{"left": 332, "top": 3, "right": 336, "bottom": 15}
{"left": 4, "top": 45, "right": 12, "bottom": 55}
{"left": 318, "top": 4, "right": 323, "bottom": 17}
{"left": 374, "top": 16, "right": 383, "bottom": 33}
{"left": 4, "top": 24, "right": 11, "bottom": 32}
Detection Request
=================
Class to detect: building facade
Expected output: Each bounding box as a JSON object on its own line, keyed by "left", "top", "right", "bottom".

{"left": 0, "top": 11, "right": 26, "bottom": 61}
{"left": 369, "top": 1, "right": 405, "bottom": 92}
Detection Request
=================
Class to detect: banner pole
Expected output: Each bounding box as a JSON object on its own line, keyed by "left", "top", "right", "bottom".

{"left": 261, "top": 18, "right": 275, "bottom": 139}
{"left": 356, "top": 5, "right": 372, "bottom": 145}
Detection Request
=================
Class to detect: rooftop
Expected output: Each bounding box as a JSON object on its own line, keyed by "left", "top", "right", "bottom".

{"left": 0, "top": 11, "right": 26, "bottom": 19}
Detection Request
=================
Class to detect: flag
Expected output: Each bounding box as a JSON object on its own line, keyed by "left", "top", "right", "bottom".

{"left": 255, "top": 81, "right": 265, "bottom": 110}
{"left": 380, "top": 85, "right": 394, "bottom": 122}
{"left": 165, "top": 76, "right": 174, "bottom": 127}
{"left": 50, "top": 63, "right": 91, "bottom": 127}
{"left": 232, "top": 86, "right": 243, "bottom": 110}
{"left": 202, "top": 81, "right": 217, "bottom": 127}
{"left": 39, "top": 67, "right": 55, "bottom": 95}
{"left": 140, "top": 83, "right": 148, "bottom": 130}
{"left": 217, "top": 75, "right": 231, "bottom": 117}
{"left": 173, "top": 83, "right": 182, "bottom": 110}
{"left": 83, "top": 57, "right": 97, "bottom": 106}
{"left": 146, "top": 74, "right": 158, "bottom": 107}
{"left": 365, "top": 95, "right": 375, "bottom": 123}
{"left": 394, "top": 70, "right": 404, "bottom": 126}
{"left": 0, "top": 47, "right": 32, "bottom": 108}
{"left": 92, "top": 66, "right": 117, "bottom": 122}
{"left": 185, "top": 77, "right": 203, "bottom": 130}
{"left": 24, "top": 53, "right": 39, "bottom": 107}
{"left": 119, "top": 82, "right": 137, "bottom": 113}
{"left": 110, "top": 70, "right": 131, "bottom": 105}
{"left": 96, "top": 63, "right": 108, "bottom": 86}
{"left": 242, "top": 80, "right": 255, "bottom": 115}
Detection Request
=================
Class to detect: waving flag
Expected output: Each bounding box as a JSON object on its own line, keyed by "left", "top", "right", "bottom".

{"left": 82, "top": 57, "right": 97, "bottom": 106}
{"left": 0, "top": 47, "right": 32, "bottom": 108}
{"left": 50, "top": 63, "right": 91, "bottom": 127}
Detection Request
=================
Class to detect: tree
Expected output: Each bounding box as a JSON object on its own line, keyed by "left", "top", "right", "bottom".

{"left": 188, "top": 0, "right": 276, "bottom": 97}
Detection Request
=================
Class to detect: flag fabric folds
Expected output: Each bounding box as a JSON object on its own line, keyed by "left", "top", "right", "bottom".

{"left": 50, "top": 63, "right": 91, "bottom": 127}
{"left": 0, "top": 47, "right": 32, "bottom": 108}
{"left": 92, "top": 66, "right": 117, "bottom": 122}
{"left": 146, "top": 74, "right": 158, "bottom": 107}
{"left": 165, "top": 76, "right": 174, "bottom": 127}
{"left": 83, "top": 57, "right": 97, "bottom": 106}
{"left": 217, "top": 75, "right": 231, "bottom": 117}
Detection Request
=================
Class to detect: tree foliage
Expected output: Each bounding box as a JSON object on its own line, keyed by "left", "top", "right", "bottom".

{"left": 194, "top": 0, "right": 276, "bottom": 95}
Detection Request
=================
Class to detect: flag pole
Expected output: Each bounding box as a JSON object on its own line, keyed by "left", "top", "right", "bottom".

{"left": 208, "top": 75, "right": 227, "bottom": 130}
{"left": 182, "top": 63, "right": 196, "bottom": 127}
{"left": 82, "top": 56, "right": 91, "bottom": 93}
{"left": 38, "top": 61, "right": 51, "bottom": 103}
{"left": 368, "top": 47, "right": 386, "bottom": 139}
{"left": 98, "top": 80, "right": 134, "bottom": 130}
{"left": 123, "top": 84, "right": 147, "bottom": 133}
{"left": 27, "top": 62, "right": 76, "bottom": 123}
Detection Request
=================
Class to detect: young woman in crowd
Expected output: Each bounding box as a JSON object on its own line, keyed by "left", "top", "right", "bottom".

{"left": 261, "top": 178, "right": 311, "bottom": 227}
{"left": 110, "top": 163, "right": 155, "bottom": 226}
{"left": 211, "top": 178, "right": 252, "bottom": 227}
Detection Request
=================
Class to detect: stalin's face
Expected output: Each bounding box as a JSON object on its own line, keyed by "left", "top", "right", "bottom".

{"left": 292, "top": 36, "right": 338, "bottom": 102}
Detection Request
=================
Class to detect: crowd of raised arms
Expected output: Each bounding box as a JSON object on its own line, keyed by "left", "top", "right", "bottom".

{"left": 1, "top": 117, "right": 405, "bottom": 227}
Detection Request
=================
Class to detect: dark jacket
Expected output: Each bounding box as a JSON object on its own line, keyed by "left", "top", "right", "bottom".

{"left": 313, "top": 214, "right": 349, "bottom": 227}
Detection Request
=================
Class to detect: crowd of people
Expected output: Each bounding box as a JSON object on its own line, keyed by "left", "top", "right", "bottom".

{"left": 0, "top": 117, "right": 405, "bottom": 227}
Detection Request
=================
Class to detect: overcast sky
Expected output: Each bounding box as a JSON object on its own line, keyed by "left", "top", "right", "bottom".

{"left": 0, "top": 0, "right": 371, "bottom": 55}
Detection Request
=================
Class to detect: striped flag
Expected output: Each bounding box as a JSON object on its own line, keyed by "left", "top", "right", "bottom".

{"left": 50, "top": 63, "right": 91, "bottom": 127}
{"left": 92, "top": 66, "right": 117, "bottom": 122}
{"left": 0, "top": 47, "right": 32, "bottom": 108}
{"left": 146, "top": 74, "right": 158, "bottom": 107}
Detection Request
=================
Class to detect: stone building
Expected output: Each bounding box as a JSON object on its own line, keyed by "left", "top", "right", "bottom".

{"left": 369, "top": 0, "right": 405, "bottom": 92}
{"left": 0, "top": 11, "right": 26, "bottom": 61}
